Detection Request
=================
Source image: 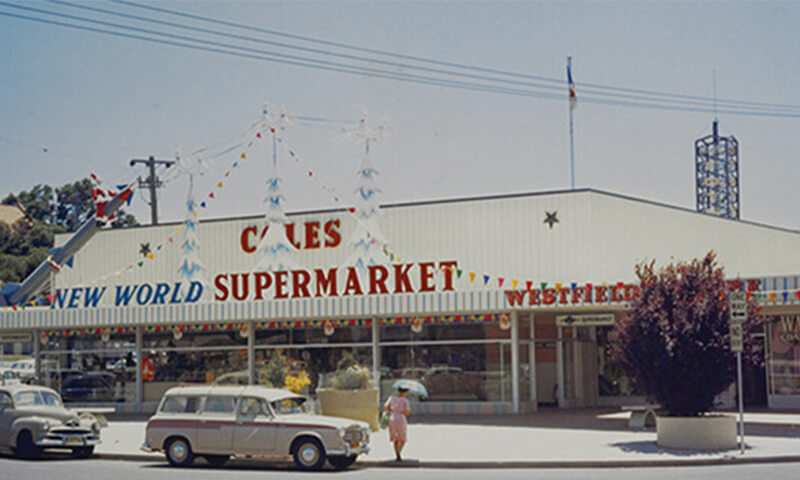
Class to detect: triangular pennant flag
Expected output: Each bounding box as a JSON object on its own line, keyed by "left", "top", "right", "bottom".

{"left": 541, "top": 282, "right": 547, "bottom": 290}
{"left": 555, "top": 282, "right": 562, "bottom": 291}
{"left": 571, "top": 282, "right": 577, "bottom": 291}
{"left": 192, "top": 211, "right": 197, "bottom": 216}
{"left": 526, "top": 281, "right": 533, "bottom": 290}
{"left": 483, "top": 275, "right": 490, "bottom": 285}
{"left": 137, "top": 261, "right": 144, "bottom": 267}
{"left": 200, "top": 202, "right": 206, "bottom": 208}
{"left": 256, "top": 132, "right": 261, "bottom": 138}
{"left": 469, "top": 272, "right": 476, "bottom": 283}
{"left": 168, "top": 237, "right": 173, "bottom": 243}
{"left": 498, "top": 278, "right": 504, "bottom": 288}
{"left": 457, "top": 269, "right": 463, "bottom": 278}
{"left": 512, "top": 279, "right": 518, "bottom": 289}
{"left": 156, "top": 245, "right": 162, "bottom": 250}
{"left": 147, "top": 252, "right": 154, "bottom": 260}
{"left": 390, "top": 254, "right": 394, "bottom": 261}
{"left": 209, "top": 192, "right": 215, "bottom": 199}
{"left": 217, "top": 182, "right": 223, "bottom": 188}
{"left": 225, "top": 171, "right": 230, "bottom": 177}
{"left": 769, "top": 292, "right": 776, "bottom": 302}
{"left": 397, "top": 257, "right": 402, "bottom": 263}
{"left": 796, "top": 290, "right": 800, "bottom": 301}
{"left": 782, "top": 291, "right": 788, "bottom": 303}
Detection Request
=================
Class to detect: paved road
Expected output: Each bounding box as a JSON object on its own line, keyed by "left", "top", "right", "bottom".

{"left": 2, "top": 456, "right": 800, "bottom": 480}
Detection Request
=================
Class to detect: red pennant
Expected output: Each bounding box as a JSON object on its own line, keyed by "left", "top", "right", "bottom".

{"left": 308, "top": 171, "right": 313, "bottom": 177}
{"left": 256, "top": 132, "right": 261, "bottom": 138}
{"left": 526, "top": 281, "right": 533, "bottom": 290}
{"left": 348, "top": 207, "right": 356, "bottom": 213}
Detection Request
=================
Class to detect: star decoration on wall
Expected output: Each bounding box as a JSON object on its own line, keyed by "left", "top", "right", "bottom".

{"left": 139, "top": 243, "right": 151, "bottom": 258}
{"left": 544, "top": 211, "right": 559, "bottom": 229}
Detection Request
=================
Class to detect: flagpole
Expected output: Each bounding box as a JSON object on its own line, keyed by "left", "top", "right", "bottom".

{"left": 569, "top": 102, "right": 575, "bottom": 190}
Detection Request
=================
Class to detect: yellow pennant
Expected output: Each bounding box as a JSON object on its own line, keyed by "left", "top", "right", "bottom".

{"left": 469, "top": 272, "right": 476, "bottom": 283}
{"left": 512, "top": 279, "right": 518, "bottom": 289}
{"left": 555, "top": 282, "right": 562, "bottom": 291}
{"left": 192, "top": 210, "right": 198, "bottom": 216}
{"left": 148, "top": 252, "right": 154, "bottom": 260}
{"left": 769, "top": 292, "right": 776, "bottom": 302}
{"left": 240, "top": 153, "right": 247, "bottom": 159}
{"left": 218, "top": 182, "right": 223, "bottom": 188}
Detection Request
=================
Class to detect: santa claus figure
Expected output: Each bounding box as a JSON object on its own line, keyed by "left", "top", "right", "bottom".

{"left": 90, "top": 173, "right": 116, "bottom": 225}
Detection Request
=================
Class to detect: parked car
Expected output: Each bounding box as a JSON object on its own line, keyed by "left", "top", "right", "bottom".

{"left": 0, "top": 383, "right": 101, "bottom": 459}
{"left": 61, "top": 374, "right": 114, "bottom": 403}
{"left": 1, "top": 369, "right": 21, "bottom": 385}
{"left": 142, "top": 385, "right": 370, "bottom": 470}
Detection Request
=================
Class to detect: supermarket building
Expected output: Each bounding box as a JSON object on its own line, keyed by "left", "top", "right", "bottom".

{"left": 2, "top": 188, "right": 800, "bottom": 413}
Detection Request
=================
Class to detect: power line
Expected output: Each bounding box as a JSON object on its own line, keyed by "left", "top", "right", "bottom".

{"left": 2, "top": 5, "right": 800, "bottom": 118}
{"left": 109, "top": 0, "right": 800, "bottom": 113}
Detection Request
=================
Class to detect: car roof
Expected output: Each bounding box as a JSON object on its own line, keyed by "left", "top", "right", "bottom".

{"left": 162, "top": 385, "right": 304, "bottom": 401}
{"left": 0, "top": 383, "right": 59, "bottom": 395}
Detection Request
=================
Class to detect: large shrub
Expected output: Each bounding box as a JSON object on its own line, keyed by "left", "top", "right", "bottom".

{"left": 612, "top": 252, "right": 763, "bottom": 416}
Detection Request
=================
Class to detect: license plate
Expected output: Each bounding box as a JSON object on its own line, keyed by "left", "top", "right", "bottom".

{"left": 66, "top": 437, "right": 84, "bottom": 446}
{"left": 349, "top": 441, "right": 360, "bottom": 448}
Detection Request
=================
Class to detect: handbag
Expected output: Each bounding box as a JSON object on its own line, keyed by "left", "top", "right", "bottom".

{"left": 379, "top": 411, "right": 390, "bottom": 430}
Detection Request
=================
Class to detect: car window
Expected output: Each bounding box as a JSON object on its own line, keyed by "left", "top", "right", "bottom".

{"left": 203, "top": 395, "right": 236, "bottom": 414}
{"left": 271, "top": 397, "right": 308, "bottom": 415}
{"left": 41, "top": 391, "right": 62, "bottom": 407}
{"left": 0, "top": 392, "right": 12, "bottom": 409}
{"left": 238, "top": 397, "right": 267, "bottom": 417}
{"left": 160, "top": 395, "right": 200, "bottom": 414}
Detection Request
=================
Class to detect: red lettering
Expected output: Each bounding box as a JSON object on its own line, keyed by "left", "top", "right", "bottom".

{"left": 595, "top": 285, "right": 608, "bottom": 302}
{"left": 315, "top": 268, "right": 338, "bottom": 297}
{"left": 394, "top": 264, "right": 414, "bottom": 293}
{"left": 274, "top": 271, "right": 289, "bottom": 299}
{"left": 585, "top": 284, "right": 593, "bottom": 303}
{"left": 253, "top": 272, "right": 272, "bottom": 300}
{"left": 439, "top": 261, "right": 458, "bottom": 291}
{"left": 240, "top": 226, "right": 257, "bottom": 253}
{"left": 528, "top": 289, "right": 541, "bottom": 305}
{"left": 368, "top": 265, "right": 390, "bottom": 294}
{"left": 343, "top": 267, "right": 364, "bottom": 296}
{"left": 558, "top": 288, "right": 569, "bottom": 304}
{"left": 324, "top": 219, "right": 341, "bottom": 248}
{"left": 304, "top": 221, "right": 321, "bottom": 249}
{"left": 623, "top": 284, "right": 641, "bottom": 301}
{"left": 542, "top": 288, "right": 556, "bottom": 305}
{"left": 419, "top": 262, "right": 435, "bottom": 292}
{"left": 231, "top": 273, "right": 249, "bottom": 300}
{"left": 727, "top": 279, "right": 744, "bottom": 291}
{"left": 292, "top": 270, "right": 312, "bottom": 298}
{"left": 505, "top": 290, "right": 527, "bottom": 306}
{"left": 571, "top": 287, "right": 584, "bottom": 304}
{"left": 214, "top": 274, "right": 229, "bottom": 301}
{"left": 747, "top": 279, "right": 761, "bottom": 291}
{"left": 610, "top": 286, "right": 624, "bottom": 302}
{"left": 284, "top": 224, "right": 302, "bottom": 249}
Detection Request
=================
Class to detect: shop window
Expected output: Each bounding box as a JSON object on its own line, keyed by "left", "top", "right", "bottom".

{"left": 596, "top": 326, "right": 637, "bottom": 397}
{"left": 380, "top": 322, "right": 508, "bottom": 343}
{"left": 767, "top": 316, "right": 800, "bottom": 396}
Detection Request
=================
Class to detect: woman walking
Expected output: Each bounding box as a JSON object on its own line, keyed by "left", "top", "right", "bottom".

{"left": 384, "top": 387, "right": 411, "bottom": 461}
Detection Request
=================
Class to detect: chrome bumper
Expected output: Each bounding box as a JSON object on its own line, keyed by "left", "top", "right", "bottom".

{"left": 36, "top": 434, "right": 101, "bottom": 448}
{"left": 140, "top": 442, "right": 158, "bottom": 453}
{"left": 327, "top": 442, "right": 370, "bottom": 456}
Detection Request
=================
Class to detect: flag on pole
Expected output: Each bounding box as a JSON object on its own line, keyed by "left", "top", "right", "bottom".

{"left": 567, "top": 57, "right": 577, "bottom": 110}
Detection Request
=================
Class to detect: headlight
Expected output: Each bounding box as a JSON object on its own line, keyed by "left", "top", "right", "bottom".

{"left": 39, "top": 421, "right": 50, "bottom": 432}
{"left": 337, "top": 426, "right": 346, "bottom": 437}
{"left": 91, "top": 422, "right": 101, "bottom": 434}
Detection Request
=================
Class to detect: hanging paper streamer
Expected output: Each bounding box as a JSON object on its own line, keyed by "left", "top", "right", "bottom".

{"left": 176, "top": 167, "right": 209, "bottom": 298}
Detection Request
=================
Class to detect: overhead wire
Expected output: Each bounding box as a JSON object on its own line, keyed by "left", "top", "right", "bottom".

{"left": 1, "top": 2, "right": 799, "bottom": 118}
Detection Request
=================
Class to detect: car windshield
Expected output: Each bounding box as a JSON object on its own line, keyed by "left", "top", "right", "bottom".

{"left": 13, "top": 390, "right": 62, "bottom": 407}
{"left": 270, "top": 397, "right": 309, "bottom": 415}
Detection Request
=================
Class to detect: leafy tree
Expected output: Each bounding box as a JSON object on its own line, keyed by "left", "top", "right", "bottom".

{"left": 611, "top": 252, "right": 764, "bottom": 417}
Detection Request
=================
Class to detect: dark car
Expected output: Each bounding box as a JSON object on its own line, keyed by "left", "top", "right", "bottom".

{"left": 61, "top": 375, "right": 114, "bottom": 403}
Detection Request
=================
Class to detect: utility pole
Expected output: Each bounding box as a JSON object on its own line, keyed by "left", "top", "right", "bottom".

{"left": 129, "top": 156, "right": 175, "bottom": 225}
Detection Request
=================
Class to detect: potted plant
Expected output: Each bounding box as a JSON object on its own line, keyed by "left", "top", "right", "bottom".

{"left": 612, "top": 252, "right": 764, "bottom": 450}
{"left": 316, "top": 352, "right": 379, "bottom": 431}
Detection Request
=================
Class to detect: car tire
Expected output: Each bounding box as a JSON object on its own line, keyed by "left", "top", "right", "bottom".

{"left": 16, "top": 430, "right": 43, "bottom": 460}
{"left": 165, "top": 437, "right": 194, "bottom": 467}
{"left": 72, "top": 446, "right": 95, "bottom": 458}
{"left": 203, "top": 455, "right": 229, "bottom": 467}
{"left": 292, "top": 437, "right": 326, "bottom": 471}
{"left": 328, "top": 455, "right": 357, "bottom": 470}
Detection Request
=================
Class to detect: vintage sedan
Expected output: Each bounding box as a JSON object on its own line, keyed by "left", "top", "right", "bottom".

{"left": 0, "top": 383, "right": 102, "bottom": 459}
{"left": 142, "top": 385, "right": 370, "bottom": 470}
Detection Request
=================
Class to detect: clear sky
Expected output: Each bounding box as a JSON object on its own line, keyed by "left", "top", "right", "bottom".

{"left": 1, "top": 1, "right": 799, "bottom": 230}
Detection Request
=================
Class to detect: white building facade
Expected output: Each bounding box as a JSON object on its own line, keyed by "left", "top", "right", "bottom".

{"left": 2, "top": 188, "right": 800, "bottom": 412}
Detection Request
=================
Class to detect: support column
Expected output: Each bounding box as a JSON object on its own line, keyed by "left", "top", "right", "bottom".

{"left": 511, "top": 312, "right": 520, "bottom": 414}
{"left": 574, "top": 327, "right": 582, "bottom": 407}
{"left": 135, "top": 326, "right": 142, "bottom": 413}
{"left": 247, "top": 320, "right": 255, "bottom": 385}
{"left": 33, "top": 329, "right": 41, "bottom": 381}
{"left": 529, "top": 315, "right": 537, "bottom": 412}
{"left": 371, "top": 318, "right": 380, "bottom": 390}
{"left": 557, "top": 326, "right": 564, "bottom": 408}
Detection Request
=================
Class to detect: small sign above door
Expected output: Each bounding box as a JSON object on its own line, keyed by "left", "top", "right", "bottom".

{"left": 556, "top": 314, "right": 615, "bottom": 327}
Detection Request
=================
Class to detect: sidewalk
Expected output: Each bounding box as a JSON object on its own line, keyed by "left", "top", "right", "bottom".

{"left": 95, "top": 409, "right": 800, "bottom": 468}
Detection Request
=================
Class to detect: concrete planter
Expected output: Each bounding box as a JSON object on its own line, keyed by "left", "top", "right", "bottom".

{"left": 656, "top": 414, "right": 737, "bottom": 451}
{"left": 316, "top": 388, "right": 379, "bottom": 431}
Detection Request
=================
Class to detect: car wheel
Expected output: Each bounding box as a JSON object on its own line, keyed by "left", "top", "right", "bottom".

{"left": 203, "top": 455, "right": 229, "bottom": 467}
{"left": 165, "top": 437, "right": 194, "bottom": 467}
{"left": 328, "top": 455, "right": 357, "bottom": 470}
{"left": 72, "top": 446, "right": 95, "bottom": 458}
{"left": 292, "top": 437, "right": 325, "bottom": 471}
{"left": 16, "top": 430, "right": 43, "bottom": 460}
